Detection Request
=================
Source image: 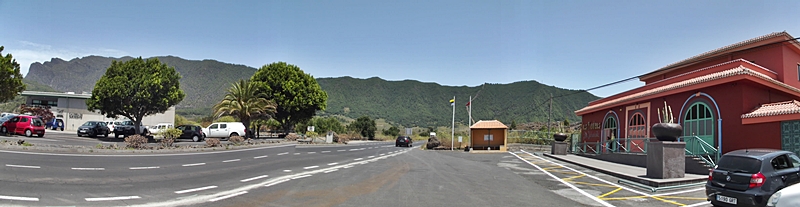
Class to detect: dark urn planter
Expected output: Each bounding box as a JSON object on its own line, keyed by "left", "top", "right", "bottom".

{"left": 652, "top": 123, "right": 683, "bottom": 141}
{"left": 553, "top": 133, "right": 568, "bottom": 142}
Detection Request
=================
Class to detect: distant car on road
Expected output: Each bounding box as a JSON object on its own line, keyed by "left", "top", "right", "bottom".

{"left": 46, "top": 117, "right": 64, "bottom": 131}
{"left": 77, "top": 121, "right": 110, "bottom": 138}
{"left": 202, "top": 122, "right": 245, "bottom": 140}
{"left": 176, "top": 125, "right": 205, "bottom": 142}
{"left": 113, "top": 120, "right": 148, "bottom": 138}
{"left": 706, "top": 149, "right": 800, "bottom": 207}
{"left": 396, "top": 136, "right": 412, "bottom": 147}
{"left": 0, "top": 115, "right": 45, "bottom": 137}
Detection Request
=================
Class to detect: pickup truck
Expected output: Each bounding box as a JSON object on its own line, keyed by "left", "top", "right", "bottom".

{"left": 113, "top": 120, "right": 148, "bottom": 138}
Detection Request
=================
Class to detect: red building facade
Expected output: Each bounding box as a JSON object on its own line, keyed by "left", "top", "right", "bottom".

{"left": 575, "top": 32, "right": 800, "bottom": 155}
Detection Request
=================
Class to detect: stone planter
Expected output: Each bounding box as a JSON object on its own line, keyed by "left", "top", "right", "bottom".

{"left": 553, "top": 133, "right": 568, "bottom": 142}
{"left": 652, "top": 123, "right": 682, "bottom": 142}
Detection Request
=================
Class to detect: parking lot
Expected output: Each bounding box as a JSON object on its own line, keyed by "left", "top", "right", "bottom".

{"left": 503, "top": 151, "right": 711, "bottom": 207}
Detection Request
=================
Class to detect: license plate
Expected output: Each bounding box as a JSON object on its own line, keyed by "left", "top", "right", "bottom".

{"left": 79, "top": 130, "right": 86, "bottom": 133}
{"left": 716, "top": 195, "right": 737, "bottom": 204}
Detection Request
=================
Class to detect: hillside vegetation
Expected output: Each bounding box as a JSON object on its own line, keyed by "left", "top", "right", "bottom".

{"left": 21, "top": 56, "right": 600, "bottom": 127}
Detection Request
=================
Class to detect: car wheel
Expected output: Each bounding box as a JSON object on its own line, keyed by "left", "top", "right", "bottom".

{"left": 104, "top": 132, "right": 108, "bottom": 138}
{"left": 115, "top": 134, "right": 120, "bottom": 139}
{"left": 0, "top": 126, "right": 7, "bottom": 135}
{"left": 37, "top": 133, "right": 43, "bottom": 137}
{"left": 77, "top": 134, "right": 82, "bottom": 137}
{"left": 192, "top": 135, "right": 200, "bottom": 142}
{"left": 25, "top": 129, "right": 32, "bottom": 137}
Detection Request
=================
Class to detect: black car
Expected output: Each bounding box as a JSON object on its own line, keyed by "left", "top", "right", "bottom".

{"left": 396, "top": 136, "right": 412, "bottom": 147}
{"left": 77, "top": 121, "right": 110, "bottom": 138}
{"left": 706, "top": 149, "right": 800, "bottom": 207}
{"left": 176, "top": 125, "right": 205, "bottom": 142}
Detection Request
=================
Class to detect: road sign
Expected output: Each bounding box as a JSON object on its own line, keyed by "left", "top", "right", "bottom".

{"left": 405, "top": 128, "right": 412, "bottom": 135}
{"left": 307, "top": 126, "right": 315, "bottom": 132}
{"left": 458, "top": 136, "right": 462, "bottom": 142}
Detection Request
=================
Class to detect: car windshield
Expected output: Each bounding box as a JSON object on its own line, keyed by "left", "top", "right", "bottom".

{"left": 716, "top": 156, "right": 762, "bottom": 173}
{"left": 31, "top": 118, "right": 43, "bottom": 127}
{"left": 82, "top": 122, "right": 96, "bottom": 126}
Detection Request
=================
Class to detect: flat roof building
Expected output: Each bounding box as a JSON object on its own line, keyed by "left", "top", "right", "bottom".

{"left": 19, "top": 91, "right": 175, "bottom": 131}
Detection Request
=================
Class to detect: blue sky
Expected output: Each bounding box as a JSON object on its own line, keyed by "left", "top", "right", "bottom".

{"left": 2, "top": 0, "right": 799, "bottom": 97}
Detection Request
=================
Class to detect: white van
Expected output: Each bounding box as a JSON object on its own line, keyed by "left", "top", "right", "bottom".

{"left": 202, "top": 122, "right": 246, "bottom": 139}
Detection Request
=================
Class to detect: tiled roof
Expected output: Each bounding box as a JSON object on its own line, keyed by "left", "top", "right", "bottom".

{"left": 742, "top": 100, "right": 800, "bottom": 119}
{"left": 470, "top": 120, "right": 508, "bottom": 129}
{"left": 576, "top": 66, "right": 800, "bottom": 115}
{"left": 642, "top": 32, "right": 792, "bottom": 78}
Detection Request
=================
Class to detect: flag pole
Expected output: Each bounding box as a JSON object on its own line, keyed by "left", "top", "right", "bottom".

{"left": 468, "top": 95, "right": 472, "bottom": 148}
{"left": 451, "top": 96, "right": 455, "bottom": 151}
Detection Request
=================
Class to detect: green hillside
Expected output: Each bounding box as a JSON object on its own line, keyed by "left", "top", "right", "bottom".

{"left": 21, "top": 56, "right": 600, "bottom": 127}
{"left": 316, "top": 77, "right": 598, "bottom": 127}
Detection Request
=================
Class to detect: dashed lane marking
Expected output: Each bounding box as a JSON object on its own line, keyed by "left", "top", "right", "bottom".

{"left": 254, "top": 155, "right": 268, "bottom": 159}
{"left": 322, "top": 151, "right": 331, "bottom": 153}
{"left": 337, "top": 149, "right": 346, "bottom": 152}
{"left": 208, "top": 191, "right": 247, "bottom": 202}
{"left": 71, "top": 168, "right": 104, "bottom": 171}
{"left": 327, "top": 162, "right": 339, "bottom": 165}
{"left": 85, "top": 196, "right": 141, "bottom": 201}
{"left": 0, "top": 195, "right": 39, "bottom": 201}
{"left": 354, "top": 158, "right": 363, "bottom": 161}
{"left": 223, "top": 159, "right": 241, "bottom": 163}
{"left": 129, "top": 166, "right": 160, "bottom": 170}
{"left": 283, "top": 170, "right": 292, "bottom": 172}
{"left": 308, "top": 152, "right": 316, "bottom": 154}
{"left": 304, "top": 166, "right": 319, "bottom": 170}
{"left": 175, "top": 186, "right": 218, "bottom": 194}
{"left": 5, "top": 164, "right": 40, "bottom": 169}
{"left": 292, "top": 174, "right": 312, "bottom": 179}
{"left": 240, "top": 175, "right": 269, "bottom": 182}
{"left": 182, "top": 163, "right": 205, "bottom": 167}
{"left": 277, "top": 152, "right": 289, "bottom": 155}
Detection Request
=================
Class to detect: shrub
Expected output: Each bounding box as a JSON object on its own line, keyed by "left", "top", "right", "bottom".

{"left": 125, "top": 135, "right": 148, "bottom": 149}
{"left": 229, "top": 136, "right": 245, "bottom": 145}
{"left": 157, "top": 128, "right": 182, "bottom": 148}
{"left": 206, "top": 138, "right": 221, "bottom": 147}
{"left": 305, "top": 131, "right": 318, "bottom": 138}
{"left": 159, "top": 136, "right": 175, "bottom": 148}
{"left": 337, "top": 136, "right": 349, "bottom": 144}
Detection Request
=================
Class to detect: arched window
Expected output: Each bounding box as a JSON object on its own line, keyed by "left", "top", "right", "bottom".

{"left": 628, "top": 113, "right": 646, "bottom": 138}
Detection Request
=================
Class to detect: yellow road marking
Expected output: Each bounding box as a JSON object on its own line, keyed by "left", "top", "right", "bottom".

{"left": 570, "top": 181, "right": 618, "bottom": 188}
{"left": 542, "top": 166, "right": 562, "bottom": 171}
{"left": 597, "top": 187, "right": 622, "bottom": 198}
{"left": 600, "top": 196, "right": 646, "bottom": 201}
{"left": 562, "top": 174, "right": 586, "bottom": 181}
{"left": 650, "top": 196, "right": 685, "bottom": 206}
{"left": 655, "top": 195, "right": 707, "bottom": 200}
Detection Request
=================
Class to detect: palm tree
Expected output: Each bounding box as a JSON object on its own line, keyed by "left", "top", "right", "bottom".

{"left": 213, "top": 79, "right": 276, "bottom": 137}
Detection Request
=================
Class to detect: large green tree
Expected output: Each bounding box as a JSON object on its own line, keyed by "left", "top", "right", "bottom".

{"left": 348, "top": 116, "right": 377, "bottom": 139}
{"left": 87, "top": 57, "right": 185, "bottom": 134}
{"left": 251, "top": 62, "right": 327, "bottom": 132}
{"left": 213, "top": 79, "right": 276, "bottom": 137}
{"left": 0, "top": 46, "right": 25, "bottom": 102}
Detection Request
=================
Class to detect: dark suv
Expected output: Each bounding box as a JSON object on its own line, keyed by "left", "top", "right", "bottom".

{"left": 396, "top": 136, "right": 412, "bottom": 147}
{"left": 706, "top": 149, "right": 800, "bottom": 207}
{"left": 176, "top": 125, "right": 205, "bottom": 142}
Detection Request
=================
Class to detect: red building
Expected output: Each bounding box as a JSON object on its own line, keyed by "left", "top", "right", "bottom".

{"left": 575, "top": 32, "right": 800, "bottom": 156}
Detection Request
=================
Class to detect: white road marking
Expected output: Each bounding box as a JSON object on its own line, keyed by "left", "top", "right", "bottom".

{"left": 71, "top": 168, "right": 104, "bottom": 171}
{"left": 367, "top": 156, "right": 375, "bottom": 158}
{"left": 511, "top": 152, "right": 614, "bottom": 207}
{"left": 129, "top": 166, "right": 160, "bottom": 170}
{"left": 182, "top": 163, "right": 205, "bottom": 167}
{"left": 277, "top": 152, "right": 289, "bottom": 155}
{"left": 240, "top": 175, "right": 269, "bottom": 183}
{"left": 254, "top": 155, "right": 268, "bottom": 159}
{"left": 353, "top": 158, "right": 363, "bottom": 161}
{"left": 293, "top": 153, "right": 301, "bottom": 155}
{"left": 323, "top": 169, "right": 339, "bottom": 173}
{"left": 5, "top": 164, "right": 40, "bottom": 169}
{"left": 327, "top": 162, "right": 338, "bottom": 165}
{"left": 379, "top": 154, "right": 385, "bottom": 156}
{"left": 0, "top": 195, "right": 38, "bottom": 201}
{"left": 85, "top": 196, "right": 141, "bottom": 201}
{"left": 304, "top": 166, "right": 319, "bottom": 169}
{"left": 684, "top": 201, "right": 711, "bottom": 207}
{"left": 283, "top": 170, "right": 292, "bottom": 172}
{"left": 209, "top": 191, "right": 247, "bottom": 202}
{"left": 349, "top": 149, "right": 358, "bottom": 151}
{"left": 175, "top": 186, "right": 218, "bottom": 194}
{"left": 321, "top": 151, "right": 330, "bottom": 153}
{"left": 653, "top": 187, "right": 705, "bottom": 196}
{"left": 264, "top": 179, "right": 290, "bottom": 187}
{"left": 292, "top": 174, "right": 312, "bottom": 179}
{"left": 337, "top": 150, "right": 345, "bottom": 152}
{"left": 223, "top": 159, "right": 241, "bottom": 163}
{"left": 308, "top": 152, "right": 316, "bottom": 154}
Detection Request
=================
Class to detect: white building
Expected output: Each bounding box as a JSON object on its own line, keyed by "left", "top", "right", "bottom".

{"left": 19, "top": 91, "right": 175, "bottom": 131}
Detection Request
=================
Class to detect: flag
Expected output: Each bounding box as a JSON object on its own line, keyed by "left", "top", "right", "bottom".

{"left": 449, "top": 98, "right": 455, "bottom": 106}
{"left": 466, "top": 101, "right": 470, "bottom": 107}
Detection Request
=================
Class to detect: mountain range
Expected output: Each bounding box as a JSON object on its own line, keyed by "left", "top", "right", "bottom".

{"left": 21, "top": 56, "right": 600, "bottom": 127}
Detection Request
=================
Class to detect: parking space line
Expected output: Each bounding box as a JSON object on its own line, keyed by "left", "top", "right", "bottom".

{"left": 510, "top": 152, "right": 614, "bottom": 207}
{"left": 650, "top": 196, "right": 685, "bottom": 206}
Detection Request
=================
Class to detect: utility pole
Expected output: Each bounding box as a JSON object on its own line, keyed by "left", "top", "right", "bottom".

{"left": 548, "top": 93, "right": 552, "bottom": 137}
{"left": 451, "top": 96, "right": 455, "bottom": 151}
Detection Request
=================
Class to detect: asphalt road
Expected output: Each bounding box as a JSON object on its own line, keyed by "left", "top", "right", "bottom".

{"left": 0, "top": 139, "right": 714, "bottom": 207}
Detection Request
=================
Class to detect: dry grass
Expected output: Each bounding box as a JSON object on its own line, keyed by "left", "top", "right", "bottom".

{"left": 124, "top": 135, "right": 148, "bottom": 149}
{"left": 205, "top": 138, "right": 221, "bottom": 147}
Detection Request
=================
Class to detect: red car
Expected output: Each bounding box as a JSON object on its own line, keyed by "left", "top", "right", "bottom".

{"left": 0, "top": 115, "right": 45, "bottom": 137}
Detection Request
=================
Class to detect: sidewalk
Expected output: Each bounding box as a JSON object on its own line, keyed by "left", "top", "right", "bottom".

{"left": 541, "top": 152, "right": 707, "bottom": 188}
